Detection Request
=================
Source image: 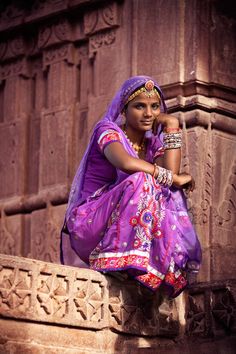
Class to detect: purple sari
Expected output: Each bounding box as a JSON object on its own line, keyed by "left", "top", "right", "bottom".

{"left": 61, "top": 76, "right": 201, "bottom": 298}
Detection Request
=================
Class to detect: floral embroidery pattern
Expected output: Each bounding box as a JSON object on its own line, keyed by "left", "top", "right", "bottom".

{"left": 129, "top": 174, "right": 166, "bottom": 252}
{"left": 98, "top": 129, "right": 122, "bottom": 152}
{"left": 90, "top": 250, "right": 187, "bottom": 294}
{"left": 90, "top": 251, "right": 149, "bottom": 270}
{"left": 107, "top": 203, "right": 120, "bottom": 228}
{"left": 164, "top": 271, "right": 188, "bottom": 296}
{"left": 83, "top": 171, "right": 196, "bottom": 297}
{"left": 137, "top": 272, "right": 163, "bottom": 290}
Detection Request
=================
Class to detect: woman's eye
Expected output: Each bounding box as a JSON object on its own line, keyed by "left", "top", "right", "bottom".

{"left": 152, "top": 104, "right": 160, "bottom": 110}
{"left": 135, "top": 104, "right": 144, "bottom": 109}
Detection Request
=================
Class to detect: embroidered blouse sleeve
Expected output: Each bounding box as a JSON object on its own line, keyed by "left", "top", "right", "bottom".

{"left": 153, "top": 146, "right": 165, "bottom": 159}
{"left": 97, "top": 129, "right": 122, "bottom": 153}
{"left": 149, "top": 135, "right": 165, "bottom": 161}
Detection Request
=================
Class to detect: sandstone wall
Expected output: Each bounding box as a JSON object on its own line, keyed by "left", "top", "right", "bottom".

{"left": 0, "top": 0, "right": 236, "bottom": 352}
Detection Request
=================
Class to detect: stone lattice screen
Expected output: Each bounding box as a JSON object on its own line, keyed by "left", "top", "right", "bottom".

{"left": 0, "top": 0, "right": 235, "bottom": 284}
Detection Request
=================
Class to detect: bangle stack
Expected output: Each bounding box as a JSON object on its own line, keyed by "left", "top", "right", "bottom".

{"left": 163, "top": 129, "right": 182, "bottom": 150}
{"left": 152, "top": 163, "right": 158, "bottom": 178}
{"left": 153, "top": 164, "right": 173, "bottom": 187}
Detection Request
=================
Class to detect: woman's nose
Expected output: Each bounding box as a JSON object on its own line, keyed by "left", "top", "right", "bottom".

{"left": 144, "top": 106, "right": 152, "bottom": 117}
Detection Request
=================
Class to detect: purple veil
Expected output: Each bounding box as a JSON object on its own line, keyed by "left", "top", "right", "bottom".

{"left": 65, "top": 75, "right": 167, "bottom": 220}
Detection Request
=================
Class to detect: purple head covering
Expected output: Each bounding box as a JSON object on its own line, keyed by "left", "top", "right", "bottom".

{"left": 65, "top": 75, "right": 166, "bottom": 220}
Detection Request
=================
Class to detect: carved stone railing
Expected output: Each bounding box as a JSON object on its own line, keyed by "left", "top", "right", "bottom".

{"left": 0, "top": 254, "right": 236, "bottom": 353}
{"left": 0, "top": 254, "right": 179, "bottom": 336}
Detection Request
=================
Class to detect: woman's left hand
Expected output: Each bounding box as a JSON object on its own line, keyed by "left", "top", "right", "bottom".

{"left": 173, "top": 173, "right": 195, "bottom": 193}
{"left": 153, "top": 113, "right": 180, "bottom": 134}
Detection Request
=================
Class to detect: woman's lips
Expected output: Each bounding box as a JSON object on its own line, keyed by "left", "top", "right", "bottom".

{"left": 141, "top": 120, "right": 153, "bottom": 125}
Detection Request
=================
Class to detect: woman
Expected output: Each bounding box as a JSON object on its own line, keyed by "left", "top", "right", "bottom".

{"left": 61, "top": 75, "right": 201, "bottom": 298}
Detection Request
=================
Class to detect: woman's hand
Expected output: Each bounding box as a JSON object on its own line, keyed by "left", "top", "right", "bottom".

{"left": 173, "top": 173, "right": 195, "bottom": 192}
{"left": 153, "top": 113, "right": 179, "bottom": 134}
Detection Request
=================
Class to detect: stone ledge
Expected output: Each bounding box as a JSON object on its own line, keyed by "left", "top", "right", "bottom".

{"left": 1, "top": 317, "right": 236, "bottom": 354}
{"left": 0, "top": 254, "right": 179, "bottom": 337}
{"left": 1, "top": 254, "right": 236, "bottom": 338}
{"left": 1, "top": 255, "right": 236, "bottom": 353}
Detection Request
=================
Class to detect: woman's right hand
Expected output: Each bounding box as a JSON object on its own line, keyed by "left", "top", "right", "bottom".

{"left": 173, "top": 173, "right": 195, "bottom": 192}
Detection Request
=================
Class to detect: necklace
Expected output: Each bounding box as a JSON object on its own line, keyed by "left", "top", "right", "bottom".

{"left": 123, "top": 130, "right": 145, "bottom": 153}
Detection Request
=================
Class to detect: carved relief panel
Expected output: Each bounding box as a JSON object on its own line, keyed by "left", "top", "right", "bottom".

{"left": 0, "top": 254, "right": 181, "bottom": 335}
{"left": 29, "top": 205, "right": 66, "bottom": 263}
{"left": 0, "top": 214, "right": 23, "bottom": 257}
{"left": 186, "top": 282, "right": 236, "bottom": 337}
{"left": 211, "top": 129, "right": 236, "bottom": 280}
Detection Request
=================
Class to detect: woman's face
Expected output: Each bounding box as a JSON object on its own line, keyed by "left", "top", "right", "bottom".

{"left": 124, "top": 92, "right": 161, "bottom": 132}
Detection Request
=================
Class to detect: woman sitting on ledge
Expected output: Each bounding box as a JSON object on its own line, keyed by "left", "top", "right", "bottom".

{"left": 61, "top": 75, "right": 202, "bottom": 298}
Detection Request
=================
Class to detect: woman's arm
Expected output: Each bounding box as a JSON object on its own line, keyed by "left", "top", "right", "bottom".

{"left": 104, "top": 141, "right": 194, "bottom": 190}
{"left": 155, "top": 113, "right": 181, "bottom": 174}
{"left": 104, "top": 142, "right": 155, "bottom": 175}
{"left": 154, "top": 113, "right": 195, "bottom": 191}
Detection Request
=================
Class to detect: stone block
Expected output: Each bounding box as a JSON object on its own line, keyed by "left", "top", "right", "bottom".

{"left": 0, "top": 214, "right": 23, "bottom": 256}
{"left": 211, "top": 245, "right": 236, "bottom": 281}
{"left": 39, "top": 109, "right": 71, "bottom": 188}
{"left": 2, "top": 76, "right": 31, "bottom": 122}
{"left": 187, "top": 281, "right": 236, "bottom": 339}
{"left": 197, "top": 247, "right": 210, "bottom": 283}
{"left": 27, "top": 117, "right": 41, "bottom": 195}
{"left": 0, "top": 121, "right": 26, "bottom": 199}
{"left": 90, "top": 30, "right": 122, "bottom": 95}
{"left": 211, "top": 130, "right": 236, "bottom": 247}
{"left": 0, "top": 255, "right": 179, "bottom": 336}
{"left": 184, "top": 126, "right": 211, "bottom": 249}
{"left": 29, "top": 208, "right": 47, "bottom": 261}
{"left": 0, "top": 255, "right": 236, "bottom": 353}
{"left": 210, "top": 2, "right": 236, "bottom": 88}
{"left": 46, "top": 61, "right": 76, "bottom": 108}
{"left": 0, "top": 255, "right": 108, "bottom": 329}
{"left": 31, "top": 57, "right": 47, "bottom": 113}
{"left": 107, "top": 276, "right": 179, "bottom": 337}
{"left": 29, "top": 205, "right": 65, "bottom": 263}
{"left": 135, "top": 0, "right": 181, "bottom": 85}
{"left": 184, "top": 0, "right": 210, "bottom": 83}
{"left": 0, "top": 319, "right": 115, "bottom": 354}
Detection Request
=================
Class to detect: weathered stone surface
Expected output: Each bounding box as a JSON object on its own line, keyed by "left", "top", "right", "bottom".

{"left": 40, "top": 109, "right": 72, "bottom": 188}
{"left": 0, "top": 255, "right": 236, "bottom": 353}
{"left": 0, "top": 255, "right": 108, "bottom": 329}
{"left": 0, "top": 0, "right": 236, "bottom": 351}
{"left": 0, "top": 121, "right": 26, "bottom": 198}
{"left": 0, "top": 319, "right": 116, "bottom": 354}
{"left": 0, "top": 254, "right": 179, "bottom": 336}
{"left": 28, "top": 205, "right": 65, "bottom": 263}
{"left": 0, "top": 215, "right": 23, "bottom": 256}
{"left": 187, "top": 282, "right": 236, "bottom": 338}
{"left": 135, "top": 0, "right": 182, "bottom": 85}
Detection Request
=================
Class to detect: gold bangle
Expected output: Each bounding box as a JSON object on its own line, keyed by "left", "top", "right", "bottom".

{"left": 152, "top": 163, "right": 158, "bottom": 178}
{"left": 164, "top": 127, "right": 181, "bottom": 133}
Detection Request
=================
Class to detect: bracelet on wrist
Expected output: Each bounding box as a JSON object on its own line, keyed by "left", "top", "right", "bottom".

{"left": 163, "top": 131, "right": 182, "bottom": 150}
{"left": 156, "top": 166, "right": 173, "bottom": 187}
{"left": 152, "top": 163, "right": 158, "bottom": 178}
{"left": 164, "top": 127, "right": 181, "bottom": 133}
